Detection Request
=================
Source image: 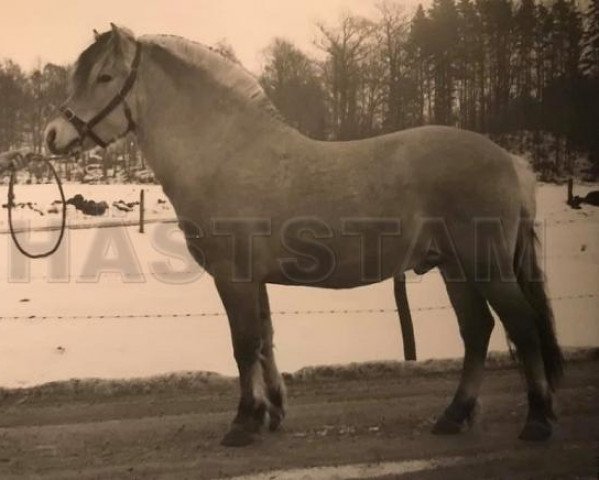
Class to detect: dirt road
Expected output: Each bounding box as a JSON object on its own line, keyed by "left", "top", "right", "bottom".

{"left": 0, "top": 353, "right": 597, "bottom": 479}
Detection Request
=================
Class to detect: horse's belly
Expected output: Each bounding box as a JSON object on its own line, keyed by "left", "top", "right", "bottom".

{"left": 180, "top": 213, "right": 434, "bottom": 288}
{"left": 262, "top": 234, "right": 420, "bottom": 289}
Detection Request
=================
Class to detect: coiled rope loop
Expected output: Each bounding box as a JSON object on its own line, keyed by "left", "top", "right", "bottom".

{"left": 8, "top": 153, "right": 67, "bottom": 259}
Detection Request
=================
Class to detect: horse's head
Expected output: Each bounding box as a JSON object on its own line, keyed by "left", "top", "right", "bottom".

{"left": 45, "top": 24, "right": 141, "bottom": 154}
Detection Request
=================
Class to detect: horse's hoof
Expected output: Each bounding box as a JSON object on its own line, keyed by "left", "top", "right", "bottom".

{"left": 432, "top": 414, "right": 463, "bottom": 435}
{"left": 221, "top": 425, "right": 259, "bottom": 447}
{"left": 519, "top": 419, "right": 552, "bottom": 441}
{"left": 432, "top": 399, "right": 479, "bottom": 435}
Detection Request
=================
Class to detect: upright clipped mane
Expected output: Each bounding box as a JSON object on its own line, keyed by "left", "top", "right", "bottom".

{"left": 72, "top": 31, "right": 113, "bottom": 94}
{"left": 141, "top": 34, "right": 281, "bottom": 120}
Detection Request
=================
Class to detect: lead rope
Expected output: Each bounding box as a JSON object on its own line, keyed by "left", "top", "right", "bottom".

{"left": 8, "top": 153, "right": 67, "bottom": 259}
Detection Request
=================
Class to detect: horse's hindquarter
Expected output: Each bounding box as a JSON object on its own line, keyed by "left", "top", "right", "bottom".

{"left": 397, "top": 126, "right": 526, "bottom": 273}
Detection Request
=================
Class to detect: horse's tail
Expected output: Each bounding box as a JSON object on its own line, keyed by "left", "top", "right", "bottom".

{"left": 513, "top": 158, "right": 564, "bottom": 390}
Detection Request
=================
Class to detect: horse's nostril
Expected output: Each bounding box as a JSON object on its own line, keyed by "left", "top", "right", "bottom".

{"left": 46, "top": 128, "right": 57, "bottom": 153}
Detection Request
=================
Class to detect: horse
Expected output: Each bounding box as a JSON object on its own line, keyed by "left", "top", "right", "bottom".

{"left": 44, "top": 25, "right": 563, "bottom": 447}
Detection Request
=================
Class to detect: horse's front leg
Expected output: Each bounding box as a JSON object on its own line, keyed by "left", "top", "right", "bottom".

{"left": 216, "top": 279, "right": 276, "bottom": 447}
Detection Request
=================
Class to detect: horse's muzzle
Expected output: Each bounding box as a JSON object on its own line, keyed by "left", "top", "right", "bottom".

{"left": 44, "top": 121, "right": 82, "bottom": 156}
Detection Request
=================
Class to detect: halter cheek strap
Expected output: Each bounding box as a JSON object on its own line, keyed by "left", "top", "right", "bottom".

{"left": 60, "top": 41, "right": 142, "bottom": 149}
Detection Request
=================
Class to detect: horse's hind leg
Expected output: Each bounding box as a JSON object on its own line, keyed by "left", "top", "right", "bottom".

{"left": 433, "top": 274, "right": 494, "bottom": 434}
{"left": 479, "top": 281, "right": 556, "bottom": 441}
{"left": 258, "top": 284, "right": 287, "bottom": 431}
{"left": 215, "top": 280, "right": 272, "bottom": 447}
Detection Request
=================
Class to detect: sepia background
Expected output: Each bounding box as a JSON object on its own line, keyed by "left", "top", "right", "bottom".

{"left": 0, "top": 1, "right": 597, "bottom": 478}
{"left": 0, "top": 0, "right": 596, "bottom": 388}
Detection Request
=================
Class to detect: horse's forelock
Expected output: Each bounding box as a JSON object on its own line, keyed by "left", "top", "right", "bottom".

{"left": 72, "top": 31, "right": 117, "bottom": 93}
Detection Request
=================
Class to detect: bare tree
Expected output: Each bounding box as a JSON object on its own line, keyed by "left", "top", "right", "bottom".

{"left": 260, "top": 39, "right": 328, "bottom": 138}
{"left": 0, "top": 60, "right": 27, "bottom": 150}
{"left": 316, "top": 15, "right": 377, "bottom": 139}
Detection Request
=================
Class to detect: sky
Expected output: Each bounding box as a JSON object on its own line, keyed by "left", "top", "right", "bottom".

{"left": 0, "top": 0, "right": 424, "bottom": 74}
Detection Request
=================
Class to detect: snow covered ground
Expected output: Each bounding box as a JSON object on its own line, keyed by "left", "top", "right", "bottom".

{"left": 0, "top": 184, "right": 174, "bottom": 233}
{"left": 0, "top": 183, "right": 597, "bottom": 387}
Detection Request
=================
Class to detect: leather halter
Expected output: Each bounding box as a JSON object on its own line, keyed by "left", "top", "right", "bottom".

{"left": 59, "top": 42, "right": 142, "bottom": 149}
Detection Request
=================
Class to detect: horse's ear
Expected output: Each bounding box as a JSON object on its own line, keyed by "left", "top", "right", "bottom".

{"left": 110, "top": 23, "right": 136, "bottom": 58}
{"left": 110, "top": 23, "right": 136, "bottom": 44}
{"left": 93, "top": 29, "right": 100, "bottom": 41}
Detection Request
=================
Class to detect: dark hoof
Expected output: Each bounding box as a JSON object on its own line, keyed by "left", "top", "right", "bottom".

{"left": 432, "top": 414, "right": 463, "bottom": 435}
{"left": 432, "top": 399, "right": 479, "bottom": 435}
{"left": 221, "top": 425, "right": 259, "bottom": 447}
{"left": 519, "top": 419, "right": 552, "bottom": 441}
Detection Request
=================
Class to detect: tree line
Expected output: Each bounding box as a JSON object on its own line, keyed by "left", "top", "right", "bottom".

{"left": 260, "top": 0, "right": 599, "bottom": 180}
{"left": 0, "top": 61, "right": 68, "bottom": 154}
{"left": 1, "top": 0, "right": 598, "bottom": 183}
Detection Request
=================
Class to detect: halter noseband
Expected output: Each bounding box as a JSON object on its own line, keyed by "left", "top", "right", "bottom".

{"left": 60, "top": 42, "right": 142, "bottom": 149}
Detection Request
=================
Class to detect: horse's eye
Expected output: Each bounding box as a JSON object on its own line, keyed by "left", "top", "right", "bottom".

{"left": 97, "top": 74, "right": 113, "bottom": 84}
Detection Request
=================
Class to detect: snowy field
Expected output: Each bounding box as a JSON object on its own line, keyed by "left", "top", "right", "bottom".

{"left": 0, "top": 183, "right": 174, "bottom": 233}
{"left": 0, "top": 183, "right": 597, "bottom": 387}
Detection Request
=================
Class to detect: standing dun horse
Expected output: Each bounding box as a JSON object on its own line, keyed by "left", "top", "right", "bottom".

{"left": 45, "top": 25, "right": 563, "bottom": 447}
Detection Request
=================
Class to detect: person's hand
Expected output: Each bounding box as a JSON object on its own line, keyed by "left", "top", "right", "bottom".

{"left": 0, "top": 149, "right": 34, "bottom": 173}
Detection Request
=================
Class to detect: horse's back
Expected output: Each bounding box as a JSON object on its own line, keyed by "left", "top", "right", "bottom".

{"left": 334, "top": 125, "right": 530, "bottom": 220}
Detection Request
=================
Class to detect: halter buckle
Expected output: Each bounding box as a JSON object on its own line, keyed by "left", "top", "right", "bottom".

{"left": 61, "top": 107, "right": 76, "bottom": 121}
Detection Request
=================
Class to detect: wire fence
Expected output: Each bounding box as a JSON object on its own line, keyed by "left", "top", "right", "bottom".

{"left": 1, "top": 208, "right": 596, "bottom": 282}
{"left": 1, "top": 214, "right": 597, "bottom": 234}
{"left": 1, "top": 192, "right": 596, "bottom": 321}
{"left": 0, "top": 292, "right": 595, "bottom": 322}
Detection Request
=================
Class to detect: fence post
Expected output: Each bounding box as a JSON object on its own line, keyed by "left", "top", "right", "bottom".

{"left": 139, "top": 188, "right": 145, "bottom": 233}
{"left": 394, "top": 274, "right": 417, "bottom": 361}
{"left": 567, "top": 178, "right": 573, "bottom": 206}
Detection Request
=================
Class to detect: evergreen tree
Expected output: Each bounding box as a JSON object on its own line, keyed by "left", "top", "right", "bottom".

{"left": 514, "top": 0, "right": 536, "bottom": 100}
{"left": 578, "top": 0, "right": 599, "bottom": 174}
{"left": 406, "top": 4, "right": 432, "bottom": 123}
{"left": 376, "top": 1, "right": 411, "bottom": 131}
{"left": 477, "top": 0, "right": 514, "bottom": 133}
{"left": 428, "top": 0, "right": 459, "bottom": 125}
{"left": 456, "top": 0, "right": 483, "bottom": 129}
{"left": 581, "top": 0, "right": 599, "bottom": 77}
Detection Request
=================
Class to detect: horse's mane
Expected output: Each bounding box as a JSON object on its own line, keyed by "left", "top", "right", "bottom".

{"left": 141, "top": 34, "right": 281, "bottom": 119}
{"left": 73, "top": 32, "right": 282, "bottom": 120}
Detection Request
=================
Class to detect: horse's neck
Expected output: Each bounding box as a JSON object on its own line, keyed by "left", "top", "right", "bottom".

{"left": 134, "top": 40, "right": 302, "bottom": 204}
